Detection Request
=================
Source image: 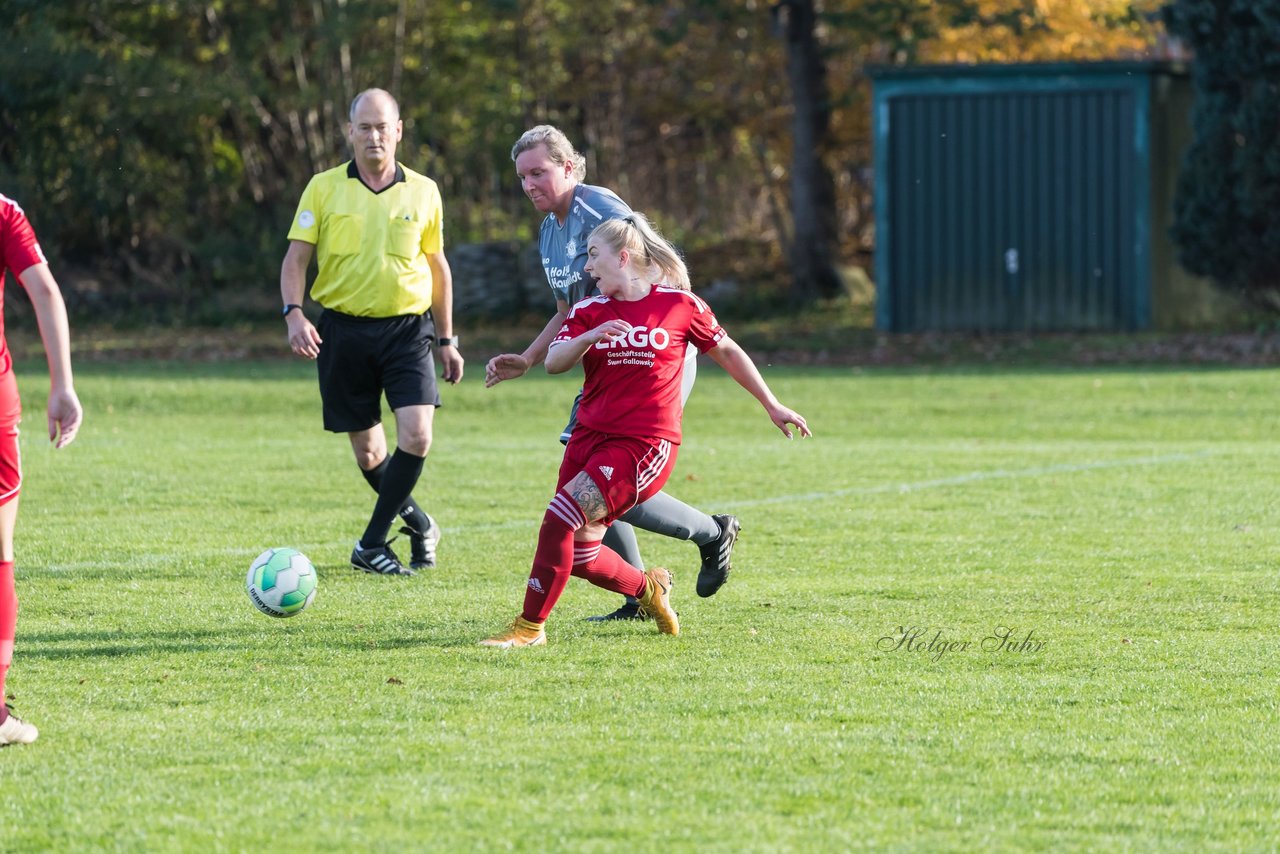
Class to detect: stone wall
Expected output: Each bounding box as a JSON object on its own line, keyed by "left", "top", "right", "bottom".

{"left": 447, "top": 241, "right": 551, "bottom": 320}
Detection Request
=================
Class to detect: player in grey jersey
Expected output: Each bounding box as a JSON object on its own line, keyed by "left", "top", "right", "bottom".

{"left": 485, "top": 125, "right": 739, "bottom": 615}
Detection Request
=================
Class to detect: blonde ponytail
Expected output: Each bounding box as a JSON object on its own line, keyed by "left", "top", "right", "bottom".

{"left": 590, "top": 212, "right": 691, "bottom": 290}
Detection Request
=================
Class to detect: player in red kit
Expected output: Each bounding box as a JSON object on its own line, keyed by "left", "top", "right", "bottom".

{"left": 0, "top": 193, "right": 83, "bottom": 744}
{"left": 481, "top": 213, "right": 810, "bottom": 648}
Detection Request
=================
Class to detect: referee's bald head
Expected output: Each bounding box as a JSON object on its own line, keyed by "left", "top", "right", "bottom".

{"left": 349, "top": 89, "right": 400, "bottom": 121}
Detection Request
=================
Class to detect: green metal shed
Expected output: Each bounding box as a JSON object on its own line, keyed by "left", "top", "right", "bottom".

{"left": 869, "top": 61, "right": 1196, "bottom": 332}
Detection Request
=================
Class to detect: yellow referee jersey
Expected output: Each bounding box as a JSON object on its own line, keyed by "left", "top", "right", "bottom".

{"left": 287, "top": 162, "right": 443, "bottom": 317}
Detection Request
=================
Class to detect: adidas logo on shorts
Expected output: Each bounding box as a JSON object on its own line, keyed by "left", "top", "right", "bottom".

{"left": 598, "top": 465, "right": 614, "bottom": 480}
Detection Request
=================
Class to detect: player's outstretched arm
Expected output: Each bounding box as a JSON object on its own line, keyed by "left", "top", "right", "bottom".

{"left": 485, "top": 353, "right": 531, "bottom": 386}
{"left": 485, "top": 301, "right": 570, "bottom": 388}
{"left": 17, "top": 262, "right": 83, "bottom": 448}
{"left": 706, "top": 336, "right": 812, "bottom": 439}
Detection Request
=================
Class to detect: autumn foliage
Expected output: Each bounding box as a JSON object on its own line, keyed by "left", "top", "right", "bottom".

{"left": 0, "top": 1, "right": 1165, "bottom": 319}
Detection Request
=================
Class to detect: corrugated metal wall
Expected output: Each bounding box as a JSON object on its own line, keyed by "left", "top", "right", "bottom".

{"left": 876, "top": 71, "right": 1150, "bottom": 332}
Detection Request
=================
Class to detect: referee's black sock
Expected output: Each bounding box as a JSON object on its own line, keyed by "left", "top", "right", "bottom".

{"left": 360, "top": 448, "right": 426, "bottom": 548}
{"left": 360, "top": 457, "right": 389, "bottom": 492}
{"left": 361, "top": 456, "right": 431, "bottom": 535}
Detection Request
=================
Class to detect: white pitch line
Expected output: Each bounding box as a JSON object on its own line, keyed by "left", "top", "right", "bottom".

{"left": 27, "top": 450, "right": 1223, "bottom": 571}
{"left": 718, "top": 449, "right": 1223, "bottom": 509}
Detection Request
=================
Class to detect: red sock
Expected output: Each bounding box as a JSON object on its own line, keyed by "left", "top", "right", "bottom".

{"left": 572, "top": 543, "right": 647, "bottom": 598}
{"left": 521, "top": 490, "right": 584, "bottom": 622}
{"left": 0, "top": 560, "right": 15, "bottom": 704}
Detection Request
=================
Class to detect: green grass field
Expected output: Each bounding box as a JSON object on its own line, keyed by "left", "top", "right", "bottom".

{"left": 2, "top": 357, "right": 1278, "bottom": 851}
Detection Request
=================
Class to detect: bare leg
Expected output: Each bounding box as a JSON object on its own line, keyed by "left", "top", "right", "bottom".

{"left": 0, "top": 495, "right": 16, "bottom": 561}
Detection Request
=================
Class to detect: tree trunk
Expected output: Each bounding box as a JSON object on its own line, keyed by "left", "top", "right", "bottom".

{"left": 776, "top": 0, "right": 843, "bottom": 304}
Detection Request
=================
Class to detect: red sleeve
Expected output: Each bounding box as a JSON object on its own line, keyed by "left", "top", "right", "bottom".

{"left": 552, "top": 300, "right": 595, "bottom": 346}
{"left": 686, "top": 295, "right": 726, "bottom": 353}
{"left": 1, "top": 196, "right": 47, "bottom": 279}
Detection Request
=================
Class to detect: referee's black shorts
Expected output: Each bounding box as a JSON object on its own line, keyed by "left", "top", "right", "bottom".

{"left": 316, "top": 309, "right": 442, "bottom": 433}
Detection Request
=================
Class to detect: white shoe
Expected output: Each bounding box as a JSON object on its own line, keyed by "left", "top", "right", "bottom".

{"left": 0, "top": 707, "right": 38, "bottom": 746}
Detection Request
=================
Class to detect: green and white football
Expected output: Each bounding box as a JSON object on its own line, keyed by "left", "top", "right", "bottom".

{"left": 246, "top": 547, "right": 317, "bottom": 618}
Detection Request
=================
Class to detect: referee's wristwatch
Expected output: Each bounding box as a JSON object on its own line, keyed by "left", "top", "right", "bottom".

{"left": 437, "top": 336, "right": 459, "bottom": 347}
{"left": 282, "top": 303, "right": 303, "bottom": 318}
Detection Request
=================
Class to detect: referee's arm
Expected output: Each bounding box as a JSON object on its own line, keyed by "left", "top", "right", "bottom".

{"left": 281, "top": 240, "right": 321, "bottom": 359}
{"left": 428, "top": 250, "right": 463, "bottom": 384}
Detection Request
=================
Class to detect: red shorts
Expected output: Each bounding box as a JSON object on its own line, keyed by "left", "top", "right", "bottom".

{"left": 557, "top": 426, "right": 678, "bottom": 525}
{"left": 0, "top": 369, "right": 21, "bottom": 506}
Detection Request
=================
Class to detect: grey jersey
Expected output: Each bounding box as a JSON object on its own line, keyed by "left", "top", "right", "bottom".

{"left": 539, "top": 184, "right": 632, "bottom": 305}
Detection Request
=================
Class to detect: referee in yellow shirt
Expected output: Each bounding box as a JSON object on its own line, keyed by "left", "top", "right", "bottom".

{"left": 280, "top": 88, "right": 463, "bottom": 577}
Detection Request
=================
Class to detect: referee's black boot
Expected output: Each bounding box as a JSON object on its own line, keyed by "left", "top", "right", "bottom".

{"left": 351, "top": 539, "right": 415, "bottom": 576}
{"left": 400, "top": 512, "right": 441, "bottom": 570}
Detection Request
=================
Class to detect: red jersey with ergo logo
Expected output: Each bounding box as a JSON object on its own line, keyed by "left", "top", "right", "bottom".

{"left": 553, "top": 285, "right": 725, "bottom": 443}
